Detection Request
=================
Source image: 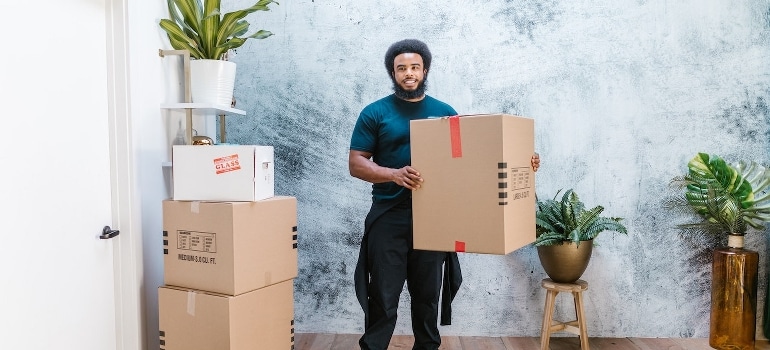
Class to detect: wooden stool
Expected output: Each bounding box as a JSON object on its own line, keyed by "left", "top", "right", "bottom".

{"left": 540, "top": 278, "right": 589, "bottom": 350}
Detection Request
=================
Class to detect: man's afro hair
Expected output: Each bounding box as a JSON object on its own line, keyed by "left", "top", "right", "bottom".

{"left": 384, "top": 39, "right": 432, "bottom": 77}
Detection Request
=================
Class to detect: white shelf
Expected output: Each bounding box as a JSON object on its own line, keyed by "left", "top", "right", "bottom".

{"left": 161, "top": 103, "right": 246, "bottom": 115}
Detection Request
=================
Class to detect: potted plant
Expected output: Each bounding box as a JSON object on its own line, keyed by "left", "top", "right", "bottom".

{"left": 668, "top": 152, "right": 770, "bottom": 350}
{"left": 534, "top": 189, "right": 628, "bottom": 283}
{"left": 159, "top": 0, "right": 278, "bottom": 105}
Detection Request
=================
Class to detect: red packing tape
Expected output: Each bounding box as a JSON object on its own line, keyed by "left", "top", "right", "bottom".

{"left": 449, "top": 116, "right": 462, "bottom": 158}
{"left": 455, "top": 241, "right": 466, "bottom": 252}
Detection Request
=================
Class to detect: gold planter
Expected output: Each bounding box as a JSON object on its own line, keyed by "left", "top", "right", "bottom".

{"left": 536, "top": 240, "right": 593, "bottom": 283}
{"left": 709, "top": 235, "right": 758, "bottom": 350}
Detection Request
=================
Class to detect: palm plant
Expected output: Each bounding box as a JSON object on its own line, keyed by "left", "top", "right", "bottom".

{"left": 159, "top": 0, "right": 278, "bottom": 60}
{"left": 535, "top": 189, "right": 627, "bottom": 247}
{"left": 669, "top": 152, "right": 770, "bottom": 236}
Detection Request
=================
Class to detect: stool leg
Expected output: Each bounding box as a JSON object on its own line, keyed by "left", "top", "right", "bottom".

{"left": 573, "top": 291, "right": 589, "bottom": 350}
{"left": 540, "top": 290, "right": 557, "bottom": 350}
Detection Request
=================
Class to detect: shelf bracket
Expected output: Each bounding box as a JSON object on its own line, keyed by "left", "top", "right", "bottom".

{"left": 159, "top": 49, "right": 194, "bottom": 145}
{"left": 219, "top": 114, "right": 227, "bottom": 143}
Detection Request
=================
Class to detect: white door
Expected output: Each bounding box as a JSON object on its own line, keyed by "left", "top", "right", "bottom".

{"left": 0, "top": 1, "right": 130, "bottom": 349}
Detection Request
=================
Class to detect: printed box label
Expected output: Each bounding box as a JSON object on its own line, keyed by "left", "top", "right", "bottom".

{"left": 176, "top": 230, "right": 217, "bottom": 253}
{"left": 213, "top": 154, "right": 241, "bottom": 174}
{"left": 510, "top": 167, "right": 531, "bottom": 191}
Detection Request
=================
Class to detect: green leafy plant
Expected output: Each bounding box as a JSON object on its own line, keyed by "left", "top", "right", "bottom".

{"left": 159, "top": 0, "right": 278, "bottom": 60}
{"left": 669, "top": 153, "right": 770, "bottom": 235}
{"left": 535, "top": 189, "right": 628, "bottom": 246}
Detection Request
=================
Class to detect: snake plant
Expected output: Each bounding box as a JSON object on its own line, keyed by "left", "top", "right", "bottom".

{"left": 535, "top": 189, "right": 627, "bottom": 247}
{"left": 159, "top": 0, "right": 278, "bottom": 60}
{"left": 670, "top": 153, "right": 770, "bottom": 235}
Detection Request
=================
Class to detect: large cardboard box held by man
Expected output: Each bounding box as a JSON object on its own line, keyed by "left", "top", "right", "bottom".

{"left": 172, "top": 145, "right": 274, "bottom": 202}
{"left": 158, "top": 278, "right": 295, "bottom": 350}
{"left": 410, "top": 114, "right": 535, "bottom": 255}
{"left": 163, "top": 196, "right": 298, "bottom": 295}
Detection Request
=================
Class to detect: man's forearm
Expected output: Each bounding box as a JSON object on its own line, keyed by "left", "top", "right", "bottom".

{"left": 349, "top": 157, "right": 395, "bottom": 184}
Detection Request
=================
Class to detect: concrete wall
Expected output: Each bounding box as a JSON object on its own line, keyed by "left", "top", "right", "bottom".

{"left": 224, "top": 0, "right": 770, "bottom": 338}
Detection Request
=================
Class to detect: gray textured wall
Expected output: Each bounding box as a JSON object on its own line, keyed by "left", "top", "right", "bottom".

{"left": 224, "top": 0, "right": 770, "bottom": 338}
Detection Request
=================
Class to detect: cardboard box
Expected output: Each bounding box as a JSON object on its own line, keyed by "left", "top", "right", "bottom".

{"left": 158, "top": 279, "right": 295, "bottom": 350}
{"left": 163, "top": 196, "right": 298, "bottom": 295}
{"left": 410, "top": 114, "right": 536, "bottom": 255}
{"left": 172, "top": 145, "right": 274, "bottom": 201}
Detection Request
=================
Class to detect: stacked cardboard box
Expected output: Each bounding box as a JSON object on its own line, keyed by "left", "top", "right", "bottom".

{"left": 159, "top": 145, "right": 297, "bottom": 350}
{"left": 171, "top": 145, "right": 275, "bottom": 202}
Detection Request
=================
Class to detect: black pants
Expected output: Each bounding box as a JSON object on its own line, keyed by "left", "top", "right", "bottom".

{"left": 358, "top": 200, "right": 445, "bottom": 350}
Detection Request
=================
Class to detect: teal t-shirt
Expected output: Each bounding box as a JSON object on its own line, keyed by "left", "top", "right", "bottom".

{"left": 350, "top": 94, "right": 457, "bottom": 202}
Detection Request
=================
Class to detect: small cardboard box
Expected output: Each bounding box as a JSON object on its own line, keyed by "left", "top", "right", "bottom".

{"left": 172, "top": 145, "right": 274, "bottom": 202}
{"left": 410, "top": 114, "right": 536, "bottom": 255}
{"left": 163, "top": 196, "right": 298, "bottom": 295}
{"left": 158, "top": 278, "right": 295, "bottom": 350}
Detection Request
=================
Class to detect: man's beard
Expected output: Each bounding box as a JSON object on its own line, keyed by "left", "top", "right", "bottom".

{"left": 392, "top": 77, "right": 428, "bottom": 100}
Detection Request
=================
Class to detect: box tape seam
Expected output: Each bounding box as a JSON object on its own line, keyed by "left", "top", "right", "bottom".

{"left": 186, "top": 290, "right": 195, "bottom": 316}
{"left": 449, "top": 115, "right": 462, "bottom": 158}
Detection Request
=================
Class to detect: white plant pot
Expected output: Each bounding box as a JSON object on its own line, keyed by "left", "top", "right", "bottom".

{"left": 189, "top": 59, "right": 236, "bottom": 106}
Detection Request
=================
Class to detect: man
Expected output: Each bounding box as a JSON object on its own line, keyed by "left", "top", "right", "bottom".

{"left": 348, "top": 39, "right": 540, "bottom": 350}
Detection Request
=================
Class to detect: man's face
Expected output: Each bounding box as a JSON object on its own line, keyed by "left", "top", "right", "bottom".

{"left": 392, "top": 53, "right": 427, "bottom": 100}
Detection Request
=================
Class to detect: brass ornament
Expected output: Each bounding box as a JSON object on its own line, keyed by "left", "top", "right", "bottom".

{"left": 192, "top": 135, "right": 214, "bottom": 145}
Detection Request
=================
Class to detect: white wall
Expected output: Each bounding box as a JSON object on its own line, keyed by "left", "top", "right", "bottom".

{"left": 127, "top": 2, "right": 229, "bottom": 349}
{"left": 126, "top": 2, "right": 180, "bottom": 350}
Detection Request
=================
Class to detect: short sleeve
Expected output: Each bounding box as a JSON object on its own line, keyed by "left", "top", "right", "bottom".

{"left": 350, "top": 109, "right": 377, "bottom": 153}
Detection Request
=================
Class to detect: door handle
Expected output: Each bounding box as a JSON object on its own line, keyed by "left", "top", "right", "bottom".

{"left": 100, "top": 226, "right": 120, "bottom": 239}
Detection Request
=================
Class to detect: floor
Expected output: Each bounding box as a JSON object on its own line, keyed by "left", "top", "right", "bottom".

{"left": 295, "top": 333, "right": 770, "bottom": 349}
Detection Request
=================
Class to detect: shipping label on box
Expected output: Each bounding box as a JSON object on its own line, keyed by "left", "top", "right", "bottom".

{"left": 158, "top": 278, "right": 295, "bottom": 350}
{"left": 163, "top": 196, "right": 298, "bottom": 295}
{"left": 172, "top": 145, "right": 274, "bottom": 202}
{"left": 410, "top": 114, "right": 536, "bottom": 255}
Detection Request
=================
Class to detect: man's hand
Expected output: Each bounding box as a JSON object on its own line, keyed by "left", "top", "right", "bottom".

{"left": 392, "top": 166, "right": 423, "bottom": 190}
{"left": 531, "top": 153, "right": 540, "bottom": 172}
{"left": 349, "top": 150, "right": 424, "bottom": 189}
